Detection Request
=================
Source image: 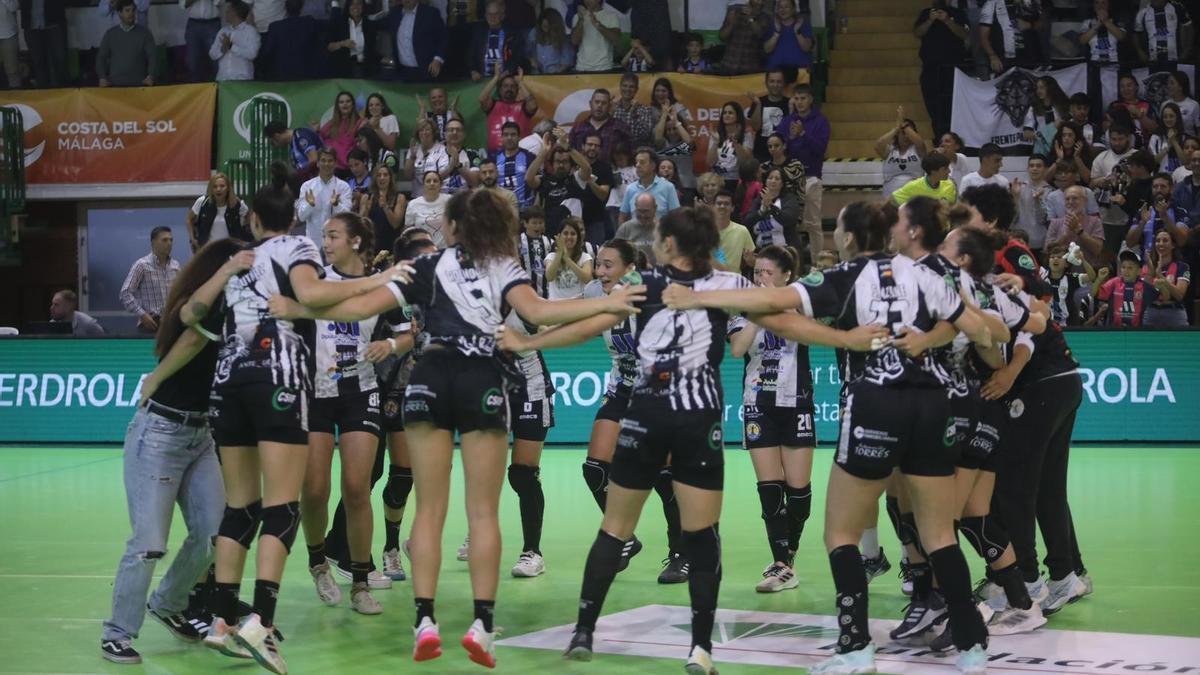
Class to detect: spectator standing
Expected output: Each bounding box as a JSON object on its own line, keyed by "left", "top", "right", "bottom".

{"left": 620, "top": 38, "right": 655, "bottom": 72}
{"left": 0, "top": 1, "right": 15, "bottom": 87}
{"left": 1134, "top": 0, "right": 1193, "bottom": 69}
{"left": 578, "top": 132, "right": 614, "bottom": 244}
{"left": 1143, "top": 229, "right": 1192, "bottom": 326}
{"left": 958, "top": 143, "right": 1010, "bottom": 191}
{"left": 619, "top": 146, "right": 680, "bottom": 223}
{"left": 762, "top": 131, "right": 807, "bottom": 205}
{"left": 439, "top": 0, "right": 480, "bottom": 78}
{"left": 479, "top": 69, "right": 537, "bottom": 153}
{"left": 327, "top": 0, "right": 373, "bottom": 78}
{"left": 296, "top": 148, "right": 353, "bottom": 242}
{"left": 1124, "top": 172, "right": 1190, "bottom": 260}
{"left": 478, "top": 157, "right": 521, "bottom": 218}
{"left": 494, "top": 121, "right": 537, "bottom": 208}
{"left": 469, "top": 1, "right": 526, "bottom": 80}
{"left": 614, "top": 192, "right": 659, "bottom": 263}
{"left": 1108, "top": 150, "right": 1158, "bottom": 255}
{"left": 359, "top": 164, "right": 406, "bottom": 254}
{"left": 1091, "top": 127, "right": 1137, "bottom": 253}
{"left": 1174, "top": 149, "right": 1200, "bottom": 229}
{"left": 259, "top": 0, "right": 322, "bottom": 80}
{"left": 780, "top": 83, "right": 829, "bottom": 264}
{"left": 707, "top": 101, "right": 755, "bottom": 189}
{"left": 890, "top": 151, "right": 957, "bottom": 204}
{"left": 247, "top": 0, "right": 286, "bottom": 34}
{"left": 1092, "top": 250, "right": 1158, "bottom": 327}
{"left": 763, "top": 0, "right": 813, "bottom": 73}
{"left": 405, "top": 171, "right": 451, "bottom": 246}
{"left": 320, "top": 91, "right": 365, "bottom": 174}
{"left": 120, "top": 226, "right": 180, "bottom": 334}
{"left": 50, "top": 290, "right": 104, "bottom": 336}
{"left": 417, "top": 87, "right": 459, "bottom": 142}
{"left": 657, "top": 158, "right": 685, "bottom": 206}
{"left": 571, "top": 0, "right": 621, "bottom": 73}
{"left": 749, "top": 70, "right": 790, "bottom": 163}
{"left": 404, "top": 118, "right": 449, "bottom": 197}
{"left": 526, "top": 130, "right": 593, "bottom": 235}
{"left": 743, "top": 165, "right": 801, "bottom": 249}
{"left": 1108, "top": 73, "right": 1159, "bottom": 145}
{"left": 569, "top": 89, "right": 631, "bottom": 162}
{"left": 527, "top": 8, "right": 574, "bottom": 73}
{"left": 19, "top": 0, "right": 67, "bottom": 88}
{"left": 210, "top": 0, "right": 259, "bottom": 81}
{"left": 1012, "top": 153, "right": 1051, "bottom": 253}
{"left": 876, "top": 108, "right": 928, "bottom": 200}
{"left": 936, "top": 131, "right": 972, "bottom": 188}
{"left": 719, "top": 0, "right": 768, "bottom": 74}
{"left": 1052, "top": 121, "right": 1094, "bottom": 184}
{"left": 98, "top": 0, "right": 148, "bottom": 30}
{"left": 1079, "top": 0, "right": 1128, "bottom": 117}
{"left": 187, "top": 172, "right": 250, "bottom": 250}
{"left": 712, "top": 191, "right": 755, "bottom": 274}
{"left": 1162, "top": 71, "right": 1198, "bottom": 135}
{"left": 979, "top": 0, "right": 1043, "bottom": 74}
{"left": 1023, "top": 76, "right": 1069, "bottom": 156}
{"left": 612, "top": 73, "right": 659, "bottom": 148}
{"left": 97, "top": 0, "right": 155, "bottom": 87}
{"left": 544, "top": 218, "right": 594, "bottom": 299}
{"left": 386, "top": 0, "right": 446, "bottom": 82}
{"left": 695, "top": 170, "right": 722, "bottom": 208}
{"left": 344, "top": 148, "right": 373, "bottom": 210}
{"left": 652, "top": 91, "right": 697, "bottom": 199}
{"left": 1172, "top": 138, "right": 1199, "bottom": 184}
{"left": 265, "top": 119, "right": 324, "bottom": 178}
{"left": 915, "top": 0, "right": 970, "bottom": 140}
{"left": 629, "top": 0, "right": 673, "bottom": 71}
{"left": 1047, "top": 185, "right": 1106, "bottom": 268}
{"left": 180, "top": 0, "right": 222, "bottom": 82}
{"left": 1045, "top": 244, "right": 1096, "bottom": 326}
{"left": 1149, "top": 103, "right": 1188, "bottom": 173}
{"left": 677, "top": 32, "right": 709, "bottom": 73}
{"left": 441, "top": 117, "right": 482, "bottom": 194}
{"left": 361, "top": 93, "right": 400, "bottom": 152}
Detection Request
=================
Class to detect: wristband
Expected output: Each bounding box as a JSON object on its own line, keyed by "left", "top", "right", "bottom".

{"left": 387, "top": 337, "right": 397, "bottom": 353}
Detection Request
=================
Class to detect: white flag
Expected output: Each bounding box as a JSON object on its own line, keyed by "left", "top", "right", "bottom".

{"left": 950, "top": 64, "right": 1088, "bottom": 150}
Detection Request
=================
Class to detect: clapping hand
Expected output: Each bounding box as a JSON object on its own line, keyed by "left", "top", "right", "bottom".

{"left": 305, "top": 190, "right": 316, "bottom": 206}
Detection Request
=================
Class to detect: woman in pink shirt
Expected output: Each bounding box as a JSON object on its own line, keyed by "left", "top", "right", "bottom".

{"left": 320, "top": 91, "right": 365, "bottom": 173}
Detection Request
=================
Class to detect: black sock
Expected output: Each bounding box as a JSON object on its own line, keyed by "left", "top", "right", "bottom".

{"left": 992, "top": 562, "right": 1033, "bottom": 610}
{"left": 757, "top": 480, "right": 791, "bottom": 564}
{"left": 187, "top": 564, "right": 216, "bottom": 614}
{"left": 681, "top": 525, "right": 721, "bottom": 653}
{"left": 351, "top": 560, "right": 370, "bottom": 585}
{"left": 384, "top": 519, "right": 402, "bottom": 551}
{"left": 885, "top": 496, "right": 903, "bottom": 542}
{"left": 910, "top": 561, "right": 934, "bottom": 600}
{"left": 828, "top": 544, "right": 870, "bottom": 654}
{"left": 414, "top": 597, "right": 435, "bottom": 627}
{"left": 654, "top": 469, "right": 681, "bottom": 555}
{"left": 576, "top": 530, "right": 625, "bottom": 632}
{"left": 928, "top": 545, "right": 988, "bottom": 651}
{"left": 474, "top": 599, "right": 496, "bottom": 632}
{"left": 307, "top": 543, "right": 326, "bottom": 569}
{"left": 253, "top": 580, "right": 280, "bottom": 627}
{"left": 582, "top": 458, "right": 610, "bottom": 513}
{"left": 212, "top": 582, "right": 240, "bottom": 624}
{"left": 785, "top": 484, "right": 812, "bottom": 554}
{"left": 508, "top": 464, "right": 545, "bottom": 554}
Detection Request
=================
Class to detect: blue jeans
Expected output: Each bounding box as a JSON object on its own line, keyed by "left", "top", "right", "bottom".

{"left": 102, "top": 405, "right": 224, "bottom": 641}
{"left": 184, "top": 18, "right": 221, "bottom": 82}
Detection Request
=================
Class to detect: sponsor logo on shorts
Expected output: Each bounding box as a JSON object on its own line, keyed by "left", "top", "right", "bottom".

{"left": 404, "top": 399, "right": 430, "bottom": 413}
{"left": 481, "top": 388, "right": 504, "bottom": 414}
{"left": 708, "top": 423, "right": 723, "bottom": 450}
{"left": 1009, "top": 398, "right": 1025, "bottom": 418}
{"left": 368, "top": 392, "right": 380, "bottom": 408}
{"left": 855, "top": 445, "right": 888, "bottom": 459}
{"left": 943, "top": 417, "right": 957, "bottom": 447}
{"left": 745, "top": 422, "right": 762, "bottom": 441}
{"left": 272, "top": 386, "right": 297, "bottom": 411}
{"left": 406, "top": 384, "right": 436, "bottom": 399}
{"left": 852, "top": 426, "right": 896, "bottom": 443}
{"left": 383, "top": 399, "right": 400, "bottom": 419}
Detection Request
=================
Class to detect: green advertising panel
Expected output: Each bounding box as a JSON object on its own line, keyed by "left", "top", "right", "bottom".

{"left": 0, "top": 332, "right": 1196, "bottom": 444}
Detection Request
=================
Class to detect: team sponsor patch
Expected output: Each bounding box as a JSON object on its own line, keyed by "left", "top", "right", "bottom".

{"left": 383, "top": 398, "right": 400, "bottom": 419}
{"left": 272, "top": 386, "right": 297, "bottom": 411}
{"left": 745, "top": 422, "right": 762, "bottom": 441}
{"left": 481, "top": 388, "right": 504, "bottom": 414}
{"left": 1009, "top": 398, "right": 1025, "bottom": 418}
{"left": 707, "top": 423, "right": 723, "bottom": 450}
{"left": 1018, "top": 254, "right": 1036, "bottom": 270}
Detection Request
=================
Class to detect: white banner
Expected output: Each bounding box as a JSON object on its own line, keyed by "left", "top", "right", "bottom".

{"left": 950, "top": 64, "right": 1088, "bottom": 150}
{"left": 1099, "top": 64, "right": 1197, "bottom": 118}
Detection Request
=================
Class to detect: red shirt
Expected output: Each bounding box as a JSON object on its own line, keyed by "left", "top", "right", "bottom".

{"left": 486, "top": 100, "right": 532, "bottom": 153}
{"left": 995, "top": 238, "right": 1051, "bottom": 301}
{"left": 1097, "top": 276, "right": 1159, "bottom": 327}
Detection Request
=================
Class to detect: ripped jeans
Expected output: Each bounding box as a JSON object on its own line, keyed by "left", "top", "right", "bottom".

{"left": 102, "top": 404, "right": 224, "bottom": 641}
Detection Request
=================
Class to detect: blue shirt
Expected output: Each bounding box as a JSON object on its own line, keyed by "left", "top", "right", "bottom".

{"left": 764, "top": 17, "right": 813, "bottom": 70}
{"left": 1173, "top": 177, "right": 1200, "bottom": 229}
{"left": 291, "top": 128, "right": 324, "bottom": 171}
{"left": 620, "top": 176, "right": 681, "bottom": 218}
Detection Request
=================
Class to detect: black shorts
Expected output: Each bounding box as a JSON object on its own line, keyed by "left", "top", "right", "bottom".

{"left": 381, "top": 389, "right": 405, "bottom": 433}
{"left": 835, "top": 382, "right": 958, "bottom": 480}
{"left": 611, "top": 398, "right": 724, "bottom": 491}
{"left": 510, "top": 388, "right": 554, "bottom": 442}
{"left": 308, "top": 389, "right": 383, "bottom": 438}
{"left": 594, "top": 388, "right": 632, "bottom": 423}
{"left": 949, "top": 391, "right": 980, "bottom": 466}
{"left": 210, "top": 381, "right": 309, "bottom": 447}
{"left": 743, "top": 402, "right": 817, "bottom": 450}
{"left": 961, "top": 398, "right": 1005, "bottom": 472}
{"left": 402, "top": 351, "right": 509, "bottom": 434}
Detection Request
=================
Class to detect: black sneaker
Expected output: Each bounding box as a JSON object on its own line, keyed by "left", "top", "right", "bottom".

{"left": 928, "top": 617, "right": 954, "bottom": 652}
{"left": 617, "top": 536, "right": 643, "bottom": 573}
{"left": 563, "top": 627, "right": 593, "bottom": 661}
{"left": 101, "top": 638, "right": 142, "bottom": 664}
{"left": 863, "top": 548, "right": 892, "bottom": 583}
{"left": 183, "top": 607, "right": 212, "bottom": 637}
{"left": 657, "top": 553, "right": 689, "bottom": 584}
{"left": 147, "top": 604, "right": 203, "bottom": 642}
{"left": 890, "top": 591, "right": 947, "bottom": 641}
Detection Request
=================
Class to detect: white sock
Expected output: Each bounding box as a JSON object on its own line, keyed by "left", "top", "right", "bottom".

{"left": 860, "top": 528, "right": 880, "bottom": 559}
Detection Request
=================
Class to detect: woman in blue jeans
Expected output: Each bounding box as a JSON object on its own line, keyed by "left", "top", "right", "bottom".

{"left": 101, "top": 238, "right": 254, "bottom": 664}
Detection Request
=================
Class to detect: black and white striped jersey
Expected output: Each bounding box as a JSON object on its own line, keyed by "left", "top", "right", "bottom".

{"left": 583, "top": 280, "right": 639, "bottom": 396}
{"left": 633, "top": 267, "right": 751, "bottom": 411}
{"left": 312, "top": 266, "right": 381, "bottom": 399}
{"left": 789, "top": 253, "right": 964, "bottom": 389}
{"left": 728, "top": 314, "right": 814, "bottom": 408}
{"left": 518, "top": 232, "right": 551, "bottom": 298}
{"left": 387, "top": 246, "right": 530, "bottom": 358}
{"left": 504, "top": 312, "right": 553, "bottom": 402}
{"left": 214, "top": 235, "right": 323, "bottom": 392}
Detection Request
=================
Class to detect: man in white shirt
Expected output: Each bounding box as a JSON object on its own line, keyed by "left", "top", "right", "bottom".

{"left": 959, "top": 143, "right": 1010, "bottom": 192}
{"left": 571, "top": 0, "right": 620, "bottom": 73}
{"left": 210, "top": 0, "right": 259, "bottom": 81}
{"left": 296, "top": 148, "right": 353, "bottom": 243}
{"left": 181, "top": 0, "right": 221, "bottom": 81}
{"left": 247, "top": 0, "right": 285, "bottom": 33}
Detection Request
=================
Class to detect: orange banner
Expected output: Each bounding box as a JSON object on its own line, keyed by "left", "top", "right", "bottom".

{"left": 0, "top": 84, "right": 216, "bottom": 185}
{"left": 523, "top": 72, "right": 809, "bottom": 174}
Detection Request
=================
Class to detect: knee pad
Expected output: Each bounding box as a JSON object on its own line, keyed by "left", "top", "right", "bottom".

{"left": 259, "top": 502, "right": 302, "bottom": 552}
{"left": 382, "top": 465, "right": 414, "bottom": 510}
{"left": 582, "top": 458, "right": 610, "bottom": 496}
{"left": 958, "top": 515, "right": 1008, "bottom": 565}
{"left": 756, "top": 480, "right": 787, "bottom": 520}
{"left": 680, "top": 524, "right": 722, "bottom": 576}
{"left": 786, "top": 484, "right": 812, "bottom": 522}
{"left": 507, "top": 464, "right": 541, "bottom": 495}
{"left": 218, "top": 500, "right": 262, "bottom": 549}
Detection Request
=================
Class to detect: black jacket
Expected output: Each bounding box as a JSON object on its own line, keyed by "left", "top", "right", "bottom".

{"left": 466, "top": 21, "right": 526, "bottom": 76}
{"left": 325, "top": 9, "right": 377, "bottom": 77}
{"left": 19, "top": 0, "right": 67, "bottom": 29}
{"left": 195, "top": 198, "right": 250, "bottom": 244}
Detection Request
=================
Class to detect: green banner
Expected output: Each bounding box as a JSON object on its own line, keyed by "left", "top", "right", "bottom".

{"left": 0, "top": 332, "right": 1197, "bottom": 444}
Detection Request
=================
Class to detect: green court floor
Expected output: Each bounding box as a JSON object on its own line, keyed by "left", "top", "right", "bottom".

{"left": 1, "top": 446, "right": 1198, "bottom": 674}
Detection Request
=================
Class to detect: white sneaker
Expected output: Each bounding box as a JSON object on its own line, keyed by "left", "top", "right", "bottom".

{"left": 977, "top": 600, "right": 996, "bottom": 626}
{"left": 382, "top": 548, "right": 407, "bottom": 581}
{"left": 755, "top": 562, "right": 799, "bottom": 593}
{"left": 974, "top": 579, "right": 1005, "bottom": 605}
{"left": 309, "top": 563, "right": 343, "bottom": 606}
{"left": 332, "top": 564, "right": 393, "bottom": 589}
{"left": 457, "top": 536, "right": 470, "bottom": 562}
{"left": 988, "top": 603, "right": 1047, "bottom": 636}
{"left": 810, "top": 643, "right": 877, "bottom": 674}
{"left": 350, "top": 583, "right": 383, "bottom": 615}
{"left": 956, "top": 644, "right": 988, "bottom": 674}
{"left": 234, "top": 613, "right": 288, "bottom": 675}
{"left": 684, "top": 645, "right": 718, "bottom": 674}
{"left": 511, "top": 551, "right": 545, "bottom": 578}
{"left": 1025, "top": 578, "right": 1049, "bottom": 607}
{"left": 1041, "top": 573, "right": 1087, "bottom": 614}
{"left": 1078, "top": 571, "right": 1094, "bottom": 597}
{"left": 461, "top": 618, "right": 498, "bottom": 669}
{"left": 413, "top": 616, "right": 442, "bottom": 662}
{"left": 203, "top": 617, "right": 252, "bottom": 659}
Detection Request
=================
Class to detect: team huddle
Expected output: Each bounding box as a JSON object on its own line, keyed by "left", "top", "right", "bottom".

{"left": 100, "top": 166, "right": 1089, "bottom": 675}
